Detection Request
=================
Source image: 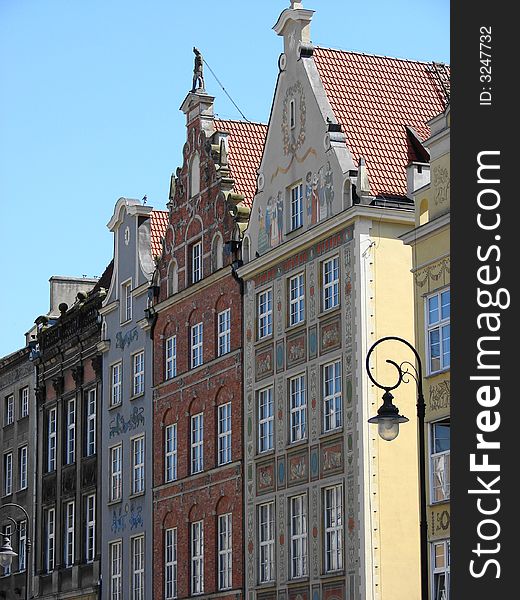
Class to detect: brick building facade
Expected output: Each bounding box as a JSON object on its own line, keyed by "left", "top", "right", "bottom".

{"left": 150, "top": 86, "right": 266, "bottom": 600}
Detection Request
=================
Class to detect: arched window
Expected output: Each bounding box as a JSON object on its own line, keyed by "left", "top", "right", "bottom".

{"left": 212, "top": 233, "right": 224, "bottom": 272}
{"left": 189, "top": 152, "right": 200, "bottom": 198}
{"left": 419, "top": 198, "right": 429, "bottom": 226}
{"left": 242, "top": 236, "right": 250, "bottom": 264}
{"left": 167, "top": 260, "right": 178, "bottom": 297}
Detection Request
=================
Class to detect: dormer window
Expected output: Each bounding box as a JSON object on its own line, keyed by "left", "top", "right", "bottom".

{"left": 191, "top": 241, "right": 203, "bottom": 283}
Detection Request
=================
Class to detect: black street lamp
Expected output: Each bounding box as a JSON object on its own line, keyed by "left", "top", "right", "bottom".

{"left": 366, "top": 336, "right": 428, "bottom": 600}
{"left": 0, "top": 502, "right": 31, "bottom": 600}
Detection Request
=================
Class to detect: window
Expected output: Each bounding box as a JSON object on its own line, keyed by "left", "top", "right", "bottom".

{"left": 290, "top": 184, "right": 303, "bottom": 230}
{"left": 131, "top": 535, "right": 145, "bottom": 600}
{"left": 20, "top": 387, "right": 29, "bottom": 418}
{"left": 18, "top": 520, "right": 27, "bottom": 572}
{"left": 431, "top": 420, "right": 450, "bottom": 503}
{"left": 218, "top": 403, "right": 232, "bottom": 465}
{"left": 191, "top": 520, "right": 204, "bottom": 595}
{"left": 218, "top": 309, "right": 231, "bottom": 356}
{"left": 46, "top": 508, "right": 55, "bottom": 572}
{"left": 218, "top": 513, "right": 232, "bottom": 590}
{"left": 86, "top": 494, "right": 96, "bottom": 562}
{"left": 2, "top": 524, "right": 11, "bottom": 575}
{"left": 191, "top": 414, "right": 204, "bottom": 474}
{"left": 86, "top": 389, "right": 96, "bottom": 456}
{"left": 133, "top": 351, "right": 145, "bottom": 396}
{"left": 166, "top": 336, "right": 177, "bottom": 379}
{"left": 165, "top": 424, "right": 177, "bottom": 482}
{"left": 427, "top": 288, "right": 450, "bottom": 373}
{"left": 323, "top": 256, "right": 340, "bottom": 310}
{"left": 290, "top": 495, "right": 308, "bottom": 579}
{"left": 289, "top": 273, "right": 305, "bottom": 326}
{"left": 122, "top": 280, "right": 132, "bottom": 322}
{"left": 191, "top": 323, "right": 203, "bottom": 368}
{"left": 110, "top": 540, "right": 122, "bottom": 600}
{"left": 4, "top": 394, "right": 14, "bottom": 426}
{"left": 65, "top": 398, "right": 76, "bottom": 465}
{"left": 19, "top": 446, "right": 28, "bottom": 490}
{"left": 432, "top": 540, "right": 450, "bottom": 600}
{"left": 47, "top": 407, "right": 57, "bottom": 472}
{"left": 258, "top": 387, "right": 274, "bottom": 453}
{"left": 4, "top": 452, "right": 12, "bottom": 495}
{"left": 289, "top": 374, "right": 307, "bottom": 443}
{"left": 290, "top": 98, "right": 296, "bottom": 129}
{"left": 64, "top": 500, "right": 75, "bottom": 567}
{"left": 257, "top": 289, "right": 273, "bottom": 339}
{"left": 323, "top": 361, "right": 342, "bottom": 432}
{"left": 191, "top": 240, "right": 203, "bottom": 283}
{"left": 165, "top": 528, "right": 178, "bottom": 599}
{"left": 111, "top": 363, "right": 122, "bottom": 407}
{"left": 324, "top": 484, "right": 343, "bottom": 572}
{"left": 258, "top": 502, "right": 275, "bottom": 583}
{"left": 132, "top": 436, "right": 145, "bottom": 494}
{"left": 167, "top": 261, "right": 178, "bottom": 297}
{"left": 110, "top": 445, "right": 122, "bottom": 502}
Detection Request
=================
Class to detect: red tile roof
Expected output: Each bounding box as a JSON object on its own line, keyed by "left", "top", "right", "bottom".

{"left": 150, "top": 210, "right": 169, "bottom": 257}
{"left": 313, "top": 48, "right": 450, "bottom": 198}
{"left": 214, "top": 119, "right": 267, "bottom": 207}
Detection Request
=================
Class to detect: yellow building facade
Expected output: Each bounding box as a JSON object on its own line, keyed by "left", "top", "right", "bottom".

{"left": 402, "top": 105, "right": 451, "bottom": 600}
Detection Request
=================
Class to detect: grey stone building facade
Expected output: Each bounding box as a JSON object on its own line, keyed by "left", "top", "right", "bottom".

{"left": 0, "top": 346, "right": 36, "bottom": 599}
{"left": 98, "top": 198, "right": 167, "bottom": 600}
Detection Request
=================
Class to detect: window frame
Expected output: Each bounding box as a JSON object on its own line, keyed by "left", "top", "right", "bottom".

{"left": 289, "top": 494, "right": 308, "bottom": 579}
{"left": 121, "top": 279, "right": 133, "bottom": 323}
{"left": 257, "top": 288, "right": 273, "bottom": 340}
{"left": 110, "top": 444, "right": 123, "bottom": 502}
{"left": 19, "top": 445, "right": 28, "bottom": 490}
{"left": 165, "top": 527, "right": 178, "bottom": 599}
{"left": 191, "top": 322, "right": 204, "bottom": 369}
{"left": 258, "top": 387, "right": 274, "bottom": 454}
{"left": 132, "top": 350, "right": 145, "bottom": 397}
{"left": 65, "top": 398, "right": 76, "bottom": 465}
{"left": 20, "top": 387, "right": 29, "bottom": 419}
{"left": 48, "top": 407, "right": 57, "bottom": 472}
{"left": 132, "top": 435, "right": 145, "bottom": 495}
{"left": 46, "top": 507, "right": 55, "bottom": 573}
{"left": 86, "top": 494, "right": 96, "bottom": 563}
{"left": 426, "top": 287, "right": 451, "bottom": 375}
{"left": 166, "top": 335, "right": 177, "bottom": 380}
{"left": 430, "top": 419, "right": 450, "bottom": 504}
{"left": 109, "top": 539, "right": 122, "bottom": 600}
{"left": 258, "top": 501, "right": 275, "bottom": 584}
{"left": 4, "top": 394, "right": 14, "bottom": 426}
{"left": 64, "top": 500, "right": 75, "bottom": 567}
{"left": 288, "top": 272, "right": 305, "bottom": 326}
{"left": 323, "top": 360, "right": 343, "bottom": 433}
{"left": 324, "top": 484, "right": 344, "bottom": 573}
{"left": 217, "top": 403, "right": 232, "bottom": 466}
{"left": 191, "top": 413, "right": 204, "bottom": 474}
{"left": 191, "top": 240, "right": 203, "bottom": 284}
{"left": 218, "top": 513, "right": 232, "bottom": 591}
{"left": 289, "top": 373, "right": 307, "bottom": 443}
{"left": 431, "top": 539, "right": 450, "bottom": 600}
{"left": 165, "top": 423, "right": 178, "bottom": 483}
{"left": 18, "top": 519, "right": 27, "bottom": 572}
{"left": 217, "top": 309, "right": 231, "bottom": 357}
{"left": 110, "top": 362, "right": 122, "bottom": 407}
{"left": 290, "top": 183, "right": 304, "bottom": 231}
{"left": 191, "top": 520, "right": 204, "bottom": 595}
{"left": 4, "top": 452, "right": 12, "bottom": 496}
{"left": 322, "top": 256, "right": 340, "bottom": 311}
{"left": 86, "top": 388, "right": 96, "bottom": 456}
{"left": 131, "top": 534, "right": 145, "bottom": 600}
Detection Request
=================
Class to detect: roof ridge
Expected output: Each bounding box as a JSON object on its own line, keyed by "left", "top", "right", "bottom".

{"left": 214, "top": 117, "right": 268, "bottom": 127}
{"left": 314, "top": 45, "right": 450, "bottom": 67}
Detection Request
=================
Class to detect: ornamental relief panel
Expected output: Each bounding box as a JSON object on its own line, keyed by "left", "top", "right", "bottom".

{"left": 432, "top": 165, "right": 450, "bottom": 206}
{"left": 414, "top": 256, "right": 450, "bottom": 291}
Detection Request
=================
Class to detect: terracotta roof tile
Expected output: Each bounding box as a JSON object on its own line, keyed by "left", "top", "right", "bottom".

{"left": 314, "top": 48, "right": 449, "bottom": 197}
{"left": 150, "top": 210, "right": 169, "bottom": 258}
{"left": 214, "top": 119, "right": 267, "bottom": 207}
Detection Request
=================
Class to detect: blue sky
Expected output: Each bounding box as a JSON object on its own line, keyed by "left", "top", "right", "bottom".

{"left": 0, "top": 0, "right": 449, "bottom": 357}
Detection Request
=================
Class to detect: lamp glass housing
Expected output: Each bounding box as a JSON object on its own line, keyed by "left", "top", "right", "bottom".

{"left": 377, "top": 418, "right": 400, "bottom": 441}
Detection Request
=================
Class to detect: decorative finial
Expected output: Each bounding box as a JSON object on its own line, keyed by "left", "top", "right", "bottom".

{"left": 191, "top": 47, "right": 205, "bottom": 93}
{"left": 291, "top": 0, "right": 303, "bottom": 8}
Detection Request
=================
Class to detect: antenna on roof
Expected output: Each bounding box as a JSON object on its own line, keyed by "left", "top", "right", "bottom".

{"left": 202, "top": 57, "right": 250, "bottom": 122}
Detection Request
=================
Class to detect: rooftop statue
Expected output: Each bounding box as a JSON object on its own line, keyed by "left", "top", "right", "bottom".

{"left": 191, "top": 47, "right": 205, "bottom": 92}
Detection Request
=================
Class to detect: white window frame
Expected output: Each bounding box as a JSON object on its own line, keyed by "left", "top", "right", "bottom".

{"left": 19, "top": 445, "right": 28, "bottom": 490}
{"left": 166, "top": 335, "right": 177, "bottom": 379}
{"left": 2, "top": 524, "right": 11, "bottom": 575}
{"left": 290, "top": 183, "right": 303, "bottom": 230}
{"left": 323, "top": 360, "right": 342, "bottom": 432}
{"left": 324, "top": 484, "right": 343, "bottom": 572}
{"left": 65, "top": 398, "right": 76, "bottom": 464}
{"left": 258, "top": 387, "right": 274, "bottom": 453}
{"left": 165, "top": 527, "right": 178, "bottom": 599}
{"left": 132, "top": 351, "right": 145, "bottom": 396}
{"left": 217, "top": 403, "right": 232, "bottom": 466}
{"left": 165, "top": 423, "right": 177, "bottom": 483}
{"left": 323, "top": 256, "right": 340, "bottom": 310}
{"left": 86, "top": 494, "right": 96, "bottom": 563}
{"left": 426, "top": 288, "right": 450, "bottom": 374}
{"left": 257, "top": 289, "right": 273, "bottom": 339}
{"left": 19, "top": 519, "right": 27, "bottom": 572}
{"left": 218, "top": 309, "right": 231, "bottom": 356}
{"left": 258, "top": 501, "right": 275, "bottom": 584}
{"left": 191, "top": 520, "right": 204, "bottom": 595}
{"left": 110, "top": 540, "right": 122, "bottom": 600}
{"left": 121, "top": 279, "right": 132, "bottom": 323}
{"left": 4, "top": 394, "right": 14, "bottom": 426}
{"left": 191, "top": 413, "right": 204, "bottom": 474}
{"left": 191, "top": 240, "right": 203, "bottom": 283}
{"left": 110, "top": 362, "right": 122, "bottom": 407}
{"left": 86, "top": 388, "right": 96, "bottom": 456}
{"left": 110, "top": 444, "right": 122, "bottom": 502}
{"left": 191, "top": 323, "right": 204, "bottom": 368}
{"left": 20, "top": 387, "right": 29, "bottom": 418}
{"left": 218, "top": 513, "right": 232, "bottom": 590}
{"left": 289, "top": 272, "right": 305, "bottom": 326}
{"left": 290, "top": 494, "right": 308, "bottom": 579}
{"left": 289, "top": 373, "right": 307, "bottom": 443}
{"left": 64, "top": 500, "right": 75, "bottom": 567}
{"left": 432, "top": 539, "right": 450, "bottom": 600}
{"left": 47, "top": 407, "right": 57, "bottom": 472}
{"left": 132, "top": 436, "right": 145, "bottom": 495}
{"left": 131, "top": 534, "right": 145, "bottom": 600}
{"left": 46, "top": 507, "right": 55, "bottom": 572}
{"left": 4, "top": 452, "right": 12, "bottom": 496}
{"left": 430, "top": 420, "right": 450, "bottom": 503}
